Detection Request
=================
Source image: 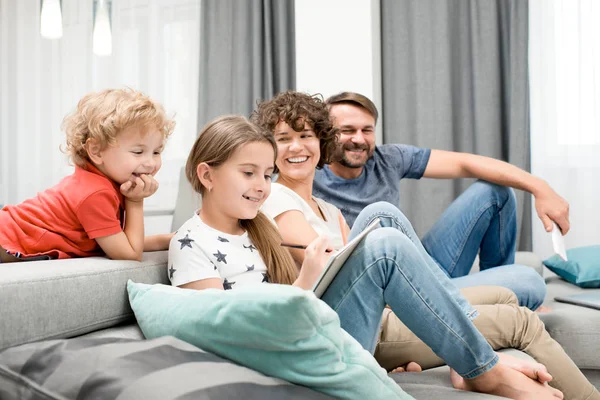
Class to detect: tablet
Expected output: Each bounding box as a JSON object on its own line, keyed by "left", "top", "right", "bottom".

{"left": 312, "top": 218, "right": 381, "bottom": 298}
{"left": 555, "top": 292, "right": 600, "bottom": 311}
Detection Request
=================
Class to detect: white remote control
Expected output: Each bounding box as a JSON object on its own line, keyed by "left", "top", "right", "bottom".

{"left": 551, "top": 222, "right": 568, "bottom": 261}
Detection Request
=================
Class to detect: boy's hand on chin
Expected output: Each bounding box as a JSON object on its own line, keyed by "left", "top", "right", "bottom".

{"left": 120, "top": 174, "right": 159, "bottom": 202}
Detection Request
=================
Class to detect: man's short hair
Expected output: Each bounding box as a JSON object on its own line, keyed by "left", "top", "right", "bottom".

{"left": 325, "top": 92, "right": 379, "bottom": 124}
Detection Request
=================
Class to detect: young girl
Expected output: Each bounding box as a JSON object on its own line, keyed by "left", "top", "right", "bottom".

{"left": 0, "top": 88, "right": 175, "bottom": 263}
{"left": 251, "top": 90, "right": 599, "bottom": 400}
{"left": 169, "top": 114, "right": 563, "bottom": 400}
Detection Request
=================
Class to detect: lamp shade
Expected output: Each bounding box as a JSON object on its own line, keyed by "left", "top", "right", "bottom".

{"left": 40, "top": 0, "right": 63, "bottom": 39}
{"left": 93, "top": 0, "right": 112, "bottom": 56}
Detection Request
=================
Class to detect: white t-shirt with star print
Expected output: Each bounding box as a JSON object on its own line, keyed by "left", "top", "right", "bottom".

{"left": 168, "top": 212, "right": 269, "bottom": 290}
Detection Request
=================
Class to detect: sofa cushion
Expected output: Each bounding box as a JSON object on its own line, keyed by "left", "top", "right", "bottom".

{"left": 543, "top": 245, "right": 600, "bottom": 288}
{"left": 0, "top": 335, "right": 333, "bottom": 400}
{"left": 78, "top": 322, "right": 145, "bottom": 340}
{"left": 541, "top": 272, "right": 600, "bottom": 371}
{"left": 0, "top": 251, "right": 169, "bottom": 351}
{"left": 127, "top": 281, "right": 413, "bottom": 400}
{"left": 470, "top": 252, "right": 544, "bottom": 276}
{"left": 390, "top": 366, "right": 509, "bottom": 400}
{"left": 171, "top": 167, "right": 201, "bottom": 232}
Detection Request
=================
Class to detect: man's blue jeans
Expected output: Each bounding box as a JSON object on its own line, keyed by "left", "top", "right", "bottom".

{"left": 421, "top": 181, "right": 546, "bottom": 310}
{"left": 322, "top": 202, "right": 498, "bottom": 379}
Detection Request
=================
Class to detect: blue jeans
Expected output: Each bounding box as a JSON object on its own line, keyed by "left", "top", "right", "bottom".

{"left": 321, "top": 202, "right": 498, "bottom": 379}
{"left": 421, "top": 181, "right": 546, "bottom": 310}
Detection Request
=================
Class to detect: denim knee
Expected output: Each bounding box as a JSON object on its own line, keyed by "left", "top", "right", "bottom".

{"left": 474, "top": 180, "right": 516, "bottom": 209}
{"left": 360, "top": 201, "right": 413, "bottom": 230}
{"left": 362, "top": 227, "right": 416, "bottom": 267}
{"left": 513, "top": 266, "right": 547, "bottom": 310}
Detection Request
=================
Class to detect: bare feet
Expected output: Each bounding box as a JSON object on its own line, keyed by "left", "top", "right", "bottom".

{"left": 536, "top": 305, "right": 553, "bottom": 313}
{"left": 450, "top": 363, "right": 563, "bottom": 400}
{"left": 391, "top": 362, "right": 422, "bottom": 373}
{"left": 497, "top": 352, "right": 552, "bottom": 384}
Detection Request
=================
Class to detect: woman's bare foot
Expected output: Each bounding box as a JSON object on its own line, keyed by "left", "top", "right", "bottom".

{"left": 390, "top": 362, "right": 422, "bottom": 373}
{"left": 450, "top": 363, "right": 563, "bottom": 400}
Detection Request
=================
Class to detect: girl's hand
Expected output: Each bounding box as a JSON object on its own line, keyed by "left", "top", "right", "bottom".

{"left": 120, "top": 174, "right": 159, "bottom": 202}
{"left": 297, "top": 235, "right": 333, "bottom": 289}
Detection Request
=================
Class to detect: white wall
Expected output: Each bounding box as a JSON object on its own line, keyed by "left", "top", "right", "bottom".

{"left": 295, "top": 0, "right": 383, "bottom": 143}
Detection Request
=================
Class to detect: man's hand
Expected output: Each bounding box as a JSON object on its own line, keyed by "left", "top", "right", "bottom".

{"left": 534, "top": 186, "right": 570, "bottom": 234}
{"left": 120, "top": 174, "right": 159, "bottom": 202}
{"left": 496, "top": 352, "right": 552, "bottom": 384}
{"left": 424, "top": 150, "right": 571, "bottom": 235}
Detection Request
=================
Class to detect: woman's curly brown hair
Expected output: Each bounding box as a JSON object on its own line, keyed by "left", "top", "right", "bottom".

{"left": 251, "top": 91, "right": 339, "bottom": 168}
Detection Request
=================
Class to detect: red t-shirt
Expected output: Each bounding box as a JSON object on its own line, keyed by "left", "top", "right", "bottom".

{"left": 0, "top": 164, "right": 125, "bottom": 259}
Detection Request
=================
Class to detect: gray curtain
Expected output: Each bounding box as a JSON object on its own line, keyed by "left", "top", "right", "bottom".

{"left": 172, "top": 0, "right": 295, "bottom": 231}
{"left": 197, "top": 0, "right": 295, "bottom": 129}
{"left": 381, "top": 0, "right": 532, "bottom": 251}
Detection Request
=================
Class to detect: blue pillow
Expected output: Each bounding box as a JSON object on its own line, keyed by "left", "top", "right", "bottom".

{"left": 127, "top": 281, "right": 412, "bottom": 400}
{"left": 543, "top": 245, "right": 600, "bottom": 288}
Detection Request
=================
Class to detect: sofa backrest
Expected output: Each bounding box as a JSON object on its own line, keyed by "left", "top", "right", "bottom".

{"left": 171, "top": 167, "right": 202, "bottom": 232}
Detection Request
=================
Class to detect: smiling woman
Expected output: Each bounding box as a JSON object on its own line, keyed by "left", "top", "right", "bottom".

{"left": 251, "top": 91, "right": 339, "bottom": 170}
{"left": 273, "top": 121, "right": 321, "bottom": 183}
{"left": 251, "top": 92, "right": 348, "bottom": 264}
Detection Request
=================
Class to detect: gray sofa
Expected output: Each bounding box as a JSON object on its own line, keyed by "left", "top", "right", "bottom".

{"left": 1, "top": 250, "right": 598, "bottom": 399}
{"left": 1, "top": 176, "right": 598, "bottom": 399}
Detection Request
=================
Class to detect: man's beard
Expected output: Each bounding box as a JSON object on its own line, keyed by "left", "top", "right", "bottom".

{"left": 336, "top": 144, "right": 373, "bottom": 168}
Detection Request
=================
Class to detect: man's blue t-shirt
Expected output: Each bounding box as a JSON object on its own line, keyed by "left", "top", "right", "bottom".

{"left": 313, "top": 144, "right": 431, "bottom": 227}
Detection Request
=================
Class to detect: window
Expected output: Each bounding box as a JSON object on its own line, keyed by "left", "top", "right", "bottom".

{"left": 0, "top": 0, "right": 201, "bottom": 216}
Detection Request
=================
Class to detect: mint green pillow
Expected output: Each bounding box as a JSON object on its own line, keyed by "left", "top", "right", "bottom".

{"left": 543, "top": 245, "right": 600, "bottom": 288}
{"left": 127, "top": 281, "right": 412, "bottom": 400}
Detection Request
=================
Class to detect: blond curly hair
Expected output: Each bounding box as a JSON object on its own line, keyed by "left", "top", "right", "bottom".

{"left": 62, "top": 88, "right": 176, "bottom": 167}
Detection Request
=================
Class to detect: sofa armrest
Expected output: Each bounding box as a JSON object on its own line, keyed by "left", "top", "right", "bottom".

{"left": 0, "top": 251, "right": 168, "bottom": 351}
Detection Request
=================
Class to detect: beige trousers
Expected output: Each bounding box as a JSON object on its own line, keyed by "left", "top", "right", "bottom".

{"left": 375, "top": 286, "right": 599, "bottom": 400}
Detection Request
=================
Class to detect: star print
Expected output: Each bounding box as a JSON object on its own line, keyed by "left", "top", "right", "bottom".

{"left": 243, "top": 244, "right": 257, "bottom": 252}
{"left": 169, "top": 265, "right": 176, "bottom": 279}
{"left": 178, "top": 234, "right": 194, "bottom": 249}
{"left": 223, "top": 278, "right": 235, "bottom": 290}
{"left": 262, "top": 272, "right": 269, "bottom": 283}
{"left": 246, "top": 264, "right": 255, "bottom": 271}
{"left": 217, "top": 236, "right": 230, "bottom": 243}
{"left": 213, "top": 250, "right": 227, "bottom": 264}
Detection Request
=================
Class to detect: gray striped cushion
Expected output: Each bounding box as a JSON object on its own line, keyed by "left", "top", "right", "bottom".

{"left": 0, "top": 335, "right": 333, "bottom": 400}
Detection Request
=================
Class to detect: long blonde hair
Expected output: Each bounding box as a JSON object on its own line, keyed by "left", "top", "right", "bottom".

{"left": 185, "top": 115, "right": 298, "bottom": 285}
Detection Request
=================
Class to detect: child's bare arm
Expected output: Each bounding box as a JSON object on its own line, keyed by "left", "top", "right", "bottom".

{"left": 144, "top": 232, "right": 175, "bottom": 252}
{"left": 96, "top": 199, "right": 145, "bottom": 260}
{"left": 96, "top": 175, "right": 158, "bottom": 261}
